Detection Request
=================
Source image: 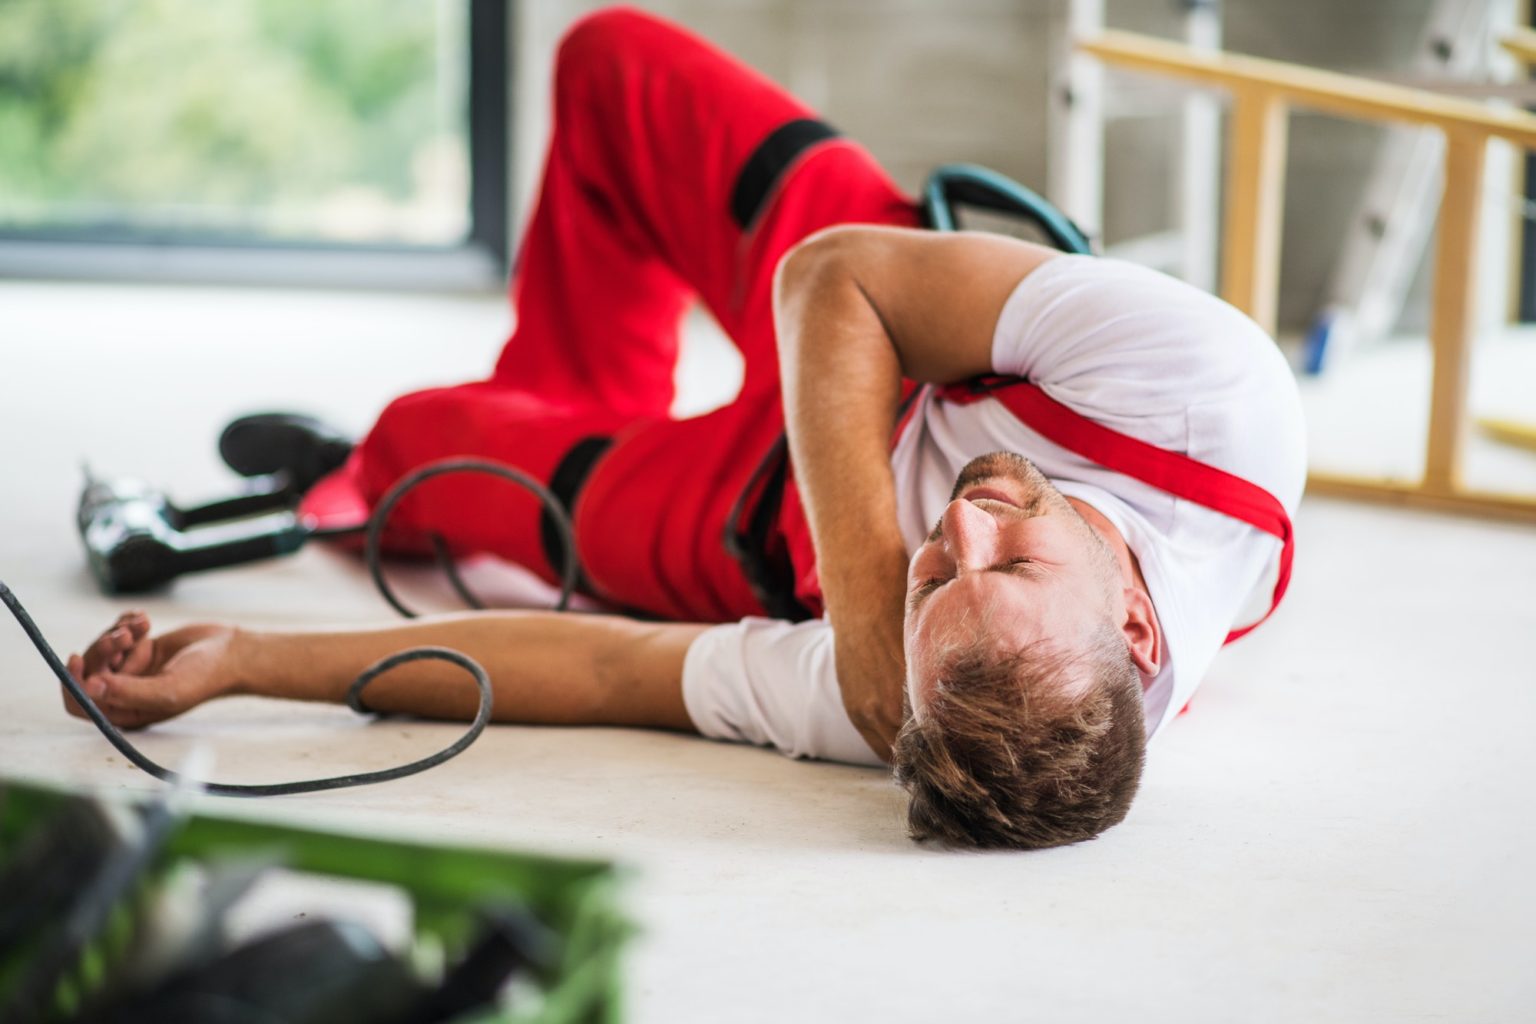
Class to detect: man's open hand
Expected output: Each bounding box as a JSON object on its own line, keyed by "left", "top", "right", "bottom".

{"left": 64, "top": 613, "right": 240, "bottom": 730}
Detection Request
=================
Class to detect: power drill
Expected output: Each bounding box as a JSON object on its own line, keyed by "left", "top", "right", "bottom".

{"left": 77, "top": 467, "right": 312, "bottom": 594}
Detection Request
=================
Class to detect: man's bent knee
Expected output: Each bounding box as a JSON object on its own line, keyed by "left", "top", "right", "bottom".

{"left": 555, "top": 6, "right": 661, "bottom": 82}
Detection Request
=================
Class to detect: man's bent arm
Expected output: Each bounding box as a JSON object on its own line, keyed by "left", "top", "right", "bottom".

{"left": 773, "top": 226, "right": 1057, "bottom": 759}
{"left": 72, "top": 611, "right": 705, "bottom": 732}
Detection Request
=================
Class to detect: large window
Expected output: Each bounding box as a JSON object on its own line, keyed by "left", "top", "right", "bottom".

{"left": 0, "top": 0, "right": 508, "bottom": 288}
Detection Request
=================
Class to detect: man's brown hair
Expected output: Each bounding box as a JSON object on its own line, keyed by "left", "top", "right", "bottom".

{"left": 892, "top": 627, "right": 1146, "bottom": 850}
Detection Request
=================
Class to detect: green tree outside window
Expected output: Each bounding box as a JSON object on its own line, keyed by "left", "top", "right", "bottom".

{"left": 0, "top": 0, "right": 470, "bottom": 245}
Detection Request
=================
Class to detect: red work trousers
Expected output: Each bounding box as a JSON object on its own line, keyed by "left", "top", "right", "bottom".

{"left": 302, "top": 6, "right": 919, "bottom": 622}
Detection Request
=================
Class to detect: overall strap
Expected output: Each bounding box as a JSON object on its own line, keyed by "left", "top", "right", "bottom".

{"left": 935, "top": 376, "right": 1294, "bottom": 644}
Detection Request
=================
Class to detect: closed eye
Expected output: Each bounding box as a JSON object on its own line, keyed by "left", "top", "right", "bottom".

{"left": 907, "top": 557, "right": 1045, "bottom": 610}
{"left": 998, "top": 556, "right": 1045, "bottom": 580}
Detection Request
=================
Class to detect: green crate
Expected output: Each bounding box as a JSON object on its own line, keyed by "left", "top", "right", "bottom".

{"left": 0, "top": 778, "right": 631, "bottom": 1023}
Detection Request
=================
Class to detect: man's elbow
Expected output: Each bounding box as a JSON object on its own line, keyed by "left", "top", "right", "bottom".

{"left": 772, "top": 225, "right": 873, "bottom": 314}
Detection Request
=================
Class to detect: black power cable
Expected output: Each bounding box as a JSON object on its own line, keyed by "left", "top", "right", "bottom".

{"left": 362, "top": 458, "right": 578, "bottom": 619}
{"left": 0, "top": 457, "right": 585, "bottom": 797}
{"left": 0, "top": 579, "right": 493, "bottom": 797}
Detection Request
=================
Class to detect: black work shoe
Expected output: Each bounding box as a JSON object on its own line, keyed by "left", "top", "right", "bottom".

{"left": 218, "top": 412, "right": 355, "bottom": 495}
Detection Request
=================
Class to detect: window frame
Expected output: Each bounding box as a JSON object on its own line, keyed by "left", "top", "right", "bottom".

{"left": 0, "top": 0, "right": 510, "bottom": 293}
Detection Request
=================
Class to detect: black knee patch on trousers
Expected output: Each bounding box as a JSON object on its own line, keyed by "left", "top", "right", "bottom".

{"left": 540, "top": 435, "right": 614, "bottom": 583}
{"left": 730, "top": 118, "right": 841, "bottom": 230}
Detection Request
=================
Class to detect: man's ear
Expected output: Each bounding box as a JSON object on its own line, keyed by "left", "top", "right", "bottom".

{"left": 1121, "top": 586, "right": 1160, "bottom": 676}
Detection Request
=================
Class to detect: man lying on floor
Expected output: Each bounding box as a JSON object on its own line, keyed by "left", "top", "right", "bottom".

{"left": 63, "top": 7, "right": 1305, "bottom": 850}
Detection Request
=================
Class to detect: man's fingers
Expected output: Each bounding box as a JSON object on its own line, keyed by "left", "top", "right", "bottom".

{"left": 63, "top": 692, "right": 154, "bottom": 730}
{"left": 119, "top": 635, "right": 155, "bottom": 676}
{"left": 96, "top": 668, "right": 180, "bottom": 718}
{"left": 107, "top": 627, "right": 135, "bottom": 669}
{"left": 81, "top": 637, "right": 107, "bottom": 677}
{"left": 62, "top": 654, "right": 87, "bottom": 718}
{"left": 121, "top": 612, "right": 151, "bottom": 642}
{"left": 84, "top": 631, "right": 121, "bottom": 676}
{"left": 82, "top": 613, "right": 150, "bottom": 676}
{"left": 62, "top": 651, "right": 163, "bottom": 729}
{"left": 66, "top": 653, "right": 107, "bottom": 699}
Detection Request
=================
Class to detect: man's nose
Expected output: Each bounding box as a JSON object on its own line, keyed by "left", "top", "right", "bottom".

{"left": 941, "top": 498, "right": 999, "bottom": 572}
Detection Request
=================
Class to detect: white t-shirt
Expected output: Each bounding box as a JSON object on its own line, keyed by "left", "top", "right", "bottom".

{"left": 681, "top": 255, "right": 1307, "bottom": 766}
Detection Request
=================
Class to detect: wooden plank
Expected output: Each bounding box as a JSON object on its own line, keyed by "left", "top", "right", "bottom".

{"left": 1047, "top": 0, "right": 1105, "bottom": 239}
{"left": 1499, "top": 26, "right": 1536, "bottom": 66}
{"left": 1307, "top": 472, "right": 1536, "bottom": 525}
{"left": 1080, "top": 30, "right": 1536, "bottom": 148}
{"left": 1176, "top": 0, "right": 1222, "bottom": 292}
{"left": 1423, "top": 130, "right": 1487, "bottom": 491}
{"left": 1478, "top": 415, "right": 1536, "bottom": 452}
{"left": 1221, "top": 87, "right": 1288, "bottom": 334}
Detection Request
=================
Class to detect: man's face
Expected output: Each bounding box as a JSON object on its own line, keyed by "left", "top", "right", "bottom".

{"left": 902, "top": 452, "right": 1123, "bottom": 716}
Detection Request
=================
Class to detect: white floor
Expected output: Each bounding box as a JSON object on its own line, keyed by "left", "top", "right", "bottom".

{"left": 2, "top": 281, "right": 1534, "bottom": 1022}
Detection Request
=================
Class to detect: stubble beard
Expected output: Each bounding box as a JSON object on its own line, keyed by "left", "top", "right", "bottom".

{"left": 949, "top": 451, "right": 1070, "bottom": 517}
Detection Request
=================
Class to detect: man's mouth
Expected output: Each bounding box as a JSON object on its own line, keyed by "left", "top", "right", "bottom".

{"left": 960, "top": 486, "right": 1019, "bottom": 508}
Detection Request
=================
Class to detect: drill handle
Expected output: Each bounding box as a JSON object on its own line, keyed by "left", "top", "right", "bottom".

{"left": 172, "top": 481, "right": 298, "bottom": 528}
{"left": 169, "top": 516, "right": 312, "bottom": 575}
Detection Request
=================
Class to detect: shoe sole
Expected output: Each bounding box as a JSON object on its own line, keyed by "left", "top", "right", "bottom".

{"left": 219, "top": 414, "right": 353, "bottom": 488}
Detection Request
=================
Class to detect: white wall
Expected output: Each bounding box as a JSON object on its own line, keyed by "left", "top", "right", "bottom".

{"left": 509, "top": 0, "right": 1475, "bottom": 331}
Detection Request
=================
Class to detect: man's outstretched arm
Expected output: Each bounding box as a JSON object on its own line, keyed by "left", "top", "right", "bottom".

{"left": 774, "top": 226, "right": 1058, "bottom": 760}
{"left": 64, "top": 610, "right": 705, "bottom": 732}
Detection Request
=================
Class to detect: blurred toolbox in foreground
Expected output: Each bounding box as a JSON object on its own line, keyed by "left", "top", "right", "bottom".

{"left": 0, "top": 778, "right": 630, "bottom": 1023}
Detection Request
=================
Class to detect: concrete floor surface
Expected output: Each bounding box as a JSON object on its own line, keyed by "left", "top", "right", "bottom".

{"left": 2, "top": 282, "right": 1534, "bottom": 1021}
